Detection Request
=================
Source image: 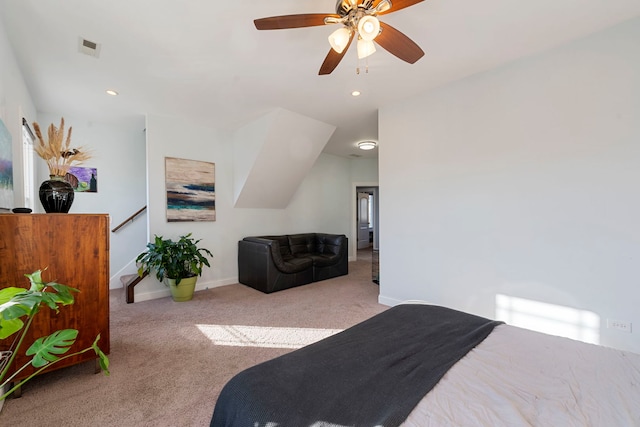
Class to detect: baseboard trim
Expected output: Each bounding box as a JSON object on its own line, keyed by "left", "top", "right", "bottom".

{"left": 378, "top": 294, "right": 400, "bottom": 307}
{"left": 129, "top": 277, "right": 239, "bottom": 303}
{"left": 109, "top": 257, "right": 140, "bottom": 290}
{"left": 378, "top": 295, "right": 432, "bottom": 307}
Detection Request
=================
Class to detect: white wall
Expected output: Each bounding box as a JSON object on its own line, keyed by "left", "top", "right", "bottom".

{"left": 233, "top": 108, "right": 336, "bottom": 209}
{"left": 350, "top": 158, "right": 378, "bottom": 182}
{"left": 0, "top": 16, "right": 36, "bottom": 209}
{"left": 379, "top": 18, "right": 640, "bottom": 353}
{"left": 137, "top": 113, "right": 363, "bottom": 301}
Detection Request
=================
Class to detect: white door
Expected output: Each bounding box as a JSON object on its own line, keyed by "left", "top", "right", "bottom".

{"left": 357, "top": 192, "right": 371, "bottom": 249}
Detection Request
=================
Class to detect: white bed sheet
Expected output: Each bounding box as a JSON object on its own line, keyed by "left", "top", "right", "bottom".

{"left": 402, "top": 324, "right": 640, "bottom": 426}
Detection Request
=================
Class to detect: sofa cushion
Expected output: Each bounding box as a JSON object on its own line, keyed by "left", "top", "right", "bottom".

{"left": 315, "top": 233, "right": 345, "bottom": 256}
{"left": 277, "top": 255, "right": 313, "bottom": 274}
{"left": 260, "top": 235, "right": 292, "bottom": 257}
{"left": 308, "top": 253, "right": 341, "bottom": 267}
{"left": 288, "top": 233, "right": 317, "bottom": 256}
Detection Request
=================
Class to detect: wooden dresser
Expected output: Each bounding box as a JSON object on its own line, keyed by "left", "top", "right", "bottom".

{"left": 0, "top": 213, "right": 110, "bottom": 381}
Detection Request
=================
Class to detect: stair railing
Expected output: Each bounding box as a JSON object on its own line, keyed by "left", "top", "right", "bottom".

{"left": 125, "top": 271, "right": 147, "bottom": 304}
{"left": 111, "top": 206, "right": 147, "bottom": 233}
{"left": 112, "top": 205, "right": 147, "bottom": 303}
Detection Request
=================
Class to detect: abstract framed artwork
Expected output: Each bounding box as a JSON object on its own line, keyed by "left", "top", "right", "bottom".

{"left": 68, "top": 166, "right": 98, "bottom": 192}
{"left": 0, "top": 117, "right": 13, "bottom": 210}
{"left": 165, "top": 157, "right": 215, "bottom": 222}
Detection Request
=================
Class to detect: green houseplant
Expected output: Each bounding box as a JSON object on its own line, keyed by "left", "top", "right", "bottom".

{"left": 136, "top": 233, "right": 213, "bottom": 302}
{"left": 0, "top": 270, "right": 109, "bottom": 401}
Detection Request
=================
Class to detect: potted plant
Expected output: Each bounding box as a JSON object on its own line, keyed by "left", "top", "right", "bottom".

{"left": 136, "top": 233, "right": 213, "bottom": 302}
{"left": 0, "top": 270, "right": 109, "bottom": 402}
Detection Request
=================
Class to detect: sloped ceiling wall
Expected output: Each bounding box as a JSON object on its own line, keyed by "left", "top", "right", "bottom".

{"left": 233, "top": 108, "right": 336, "bottom": 208}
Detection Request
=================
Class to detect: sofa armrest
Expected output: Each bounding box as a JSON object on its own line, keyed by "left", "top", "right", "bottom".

{"left": 311, "top": 234, "right": 348, "bottom": 281}
{"left": 242, "top": 236, "right": 277, "bottom": 248}
{"left": 238, "top": 238, "right": 313, "bottom": 293}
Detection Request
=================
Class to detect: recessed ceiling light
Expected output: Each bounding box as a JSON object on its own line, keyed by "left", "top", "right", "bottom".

{"left": 358, "top": 141, "right": 377, "bottom": 150}
{"left": 105, "top": 90, "right": 119, "bottom": 96}
{"left": 351, "top": 90, "right": 361, "bottom": 97}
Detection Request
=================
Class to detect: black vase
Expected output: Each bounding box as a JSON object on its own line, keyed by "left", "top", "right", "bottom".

{"left": 39, "top": 176, "right": 75, "bottom": 213}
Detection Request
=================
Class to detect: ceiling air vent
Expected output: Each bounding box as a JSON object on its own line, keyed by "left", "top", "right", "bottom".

{"left": 78, "top": 37, "right": 101, "bottom": 58}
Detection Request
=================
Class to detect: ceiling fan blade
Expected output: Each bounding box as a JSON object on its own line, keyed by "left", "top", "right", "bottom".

{"left": 376, "top": 0, "right": 424, "bottom": 16}
{"left": 319, "top": 32, "right": 355, "bottom": 75}
{"left": 254, "top": 14, "right": 340, "bottom": 30}
{"left": 376, "top": 22, "right": 424, "bottom": 64}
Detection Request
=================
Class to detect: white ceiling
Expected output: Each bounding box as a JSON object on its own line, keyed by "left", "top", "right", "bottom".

{"left": 1, "top": 0, "right": 639, "bottom": 159}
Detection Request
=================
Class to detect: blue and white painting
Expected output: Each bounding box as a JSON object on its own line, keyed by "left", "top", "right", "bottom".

{"left": 165, "top": 157, "right": 215, "bottom": 222}
{"left": 0, "top": 118, "right": 13, "bottom": 209}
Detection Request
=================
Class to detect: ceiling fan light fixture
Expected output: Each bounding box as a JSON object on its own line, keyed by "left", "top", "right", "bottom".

{"left": 328, "top": 27, "right": 352, "bottom": 53}
{"left": 324, "top": 16, "right": 343, "bottom": 25}
{"left": 358, "top": 141, "right": 377, "bottom": 150}
{"left": 375, "top": 0, "right": 392, "bottom": 14}
{"left": 357, "top": 15, "right": 380, "bottom": 41}
{"left": 357, "top": 38, "right": 376, "bottom": 59}
{"left": 255, "top": 0, "right": 425, "bottom": 75}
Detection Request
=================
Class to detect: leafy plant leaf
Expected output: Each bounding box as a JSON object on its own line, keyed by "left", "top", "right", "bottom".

{"left": 48, "top": 283, "right": 79, "bottom": 304}
{"left": 92, "top": 334, "right": 110, "bottom": 375}
{"left": 1, "top": 294, "right": 37, "bottom": 317}
{"left": 0, "top": 287, "right": 33, "bottom": 338}
{"left": 25, "top": 329, "right": 79, "bottom": 368}
{"left": 0, "top": 287, "right": 31, "bottom": 317}
{"left": 0, "top": 287, "right": 26, "bottom": 305}
{"left": 25, "top": 269, "right": 46, "bottom": 292}
{"left": 0, "top": 317, "right": 24, "bottom": 339}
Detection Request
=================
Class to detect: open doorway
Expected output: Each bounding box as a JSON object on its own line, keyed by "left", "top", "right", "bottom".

{"left": 355, "top": 186, "right": 378, "bottom": 261}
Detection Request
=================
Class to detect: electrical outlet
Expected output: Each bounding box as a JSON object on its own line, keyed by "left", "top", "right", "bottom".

{"left": 607, "top": 319, "right": 632, "bottom": 333}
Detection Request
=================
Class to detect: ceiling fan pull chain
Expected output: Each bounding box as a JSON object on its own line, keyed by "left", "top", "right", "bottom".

{"left": 356, "top": 56, "right": 369, "bottom": 74}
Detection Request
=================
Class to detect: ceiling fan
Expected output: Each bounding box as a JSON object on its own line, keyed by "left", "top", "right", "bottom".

{"left": 254, "top": 0, "right": 425, "bottom": 75}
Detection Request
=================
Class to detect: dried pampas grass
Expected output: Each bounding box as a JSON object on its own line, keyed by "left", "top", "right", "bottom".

{"left": 32, "top": 117, "right": 91, "bottom": 177}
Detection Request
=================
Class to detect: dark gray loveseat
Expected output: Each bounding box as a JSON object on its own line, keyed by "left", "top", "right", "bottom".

{"left": 238, "top": 233, "right": 348, "bottom": 293}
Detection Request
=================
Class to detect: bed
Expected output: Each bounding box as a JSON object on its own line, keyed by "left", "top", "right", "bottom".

{"left": 210, "top": 304, "right": 640, "bottom": 426}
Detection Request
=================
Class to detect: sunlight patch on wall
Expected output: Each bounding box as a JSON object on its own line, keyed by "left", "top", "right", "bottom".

{"left": 196, "top": 324, "right": 343, "bottom": 349}
{"left": 495, "top": 294, "right": 600, "bottom": 344}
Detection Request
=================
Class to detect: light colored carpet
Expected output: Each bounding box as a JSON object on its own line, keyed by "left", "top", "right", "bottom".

{"left": 0, "top": 250, "right": 386, "bottom": 426}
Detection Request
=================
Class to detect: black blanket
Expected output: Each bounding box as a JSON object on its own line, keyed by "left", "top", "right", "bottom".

{"left": 211, "top": 304, "right": 503, "bottom": 427}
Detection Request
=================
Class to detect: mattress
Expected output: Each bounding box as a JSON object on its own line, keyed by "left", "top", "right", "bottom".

{"left": 403, "top": 323, "right": 640, "bottom": 426}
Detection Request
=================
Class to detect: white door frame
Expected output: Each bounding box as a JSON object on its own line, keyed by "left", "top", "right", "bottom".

{"left": 351, "top": 181, "right": 378, "bottom": 261}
